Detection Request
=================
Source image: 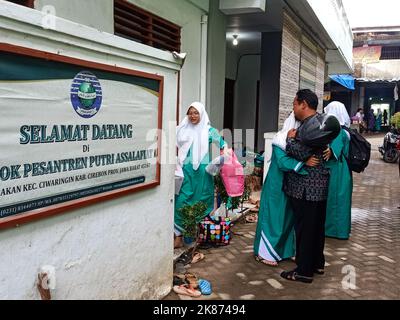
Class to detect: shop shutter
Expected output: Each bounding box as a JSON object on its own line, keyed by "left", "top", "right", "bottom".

{"left": 299, "top": 35, "right": 317, "bottom": 91}
{"left": 114, "top": 0, "right": 181, "bottom": 52}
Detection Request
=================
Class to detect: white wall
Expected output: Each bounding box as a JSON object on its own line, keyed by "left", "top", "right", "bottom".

{"left": 0, "top": 3, "right": 179, "bottom": 299}
{"left": 187, "top": 0, "right": 210, "bottom": 12}
{"left": 220, "top": 0, "right": 266, "bottom": 14}
{"left": 207, "top": 0, "right": 227, "bottom": 130}
{"left": 363, "top": 60, "right": 400, "bottom": 80}
{"left": 127, "top": 0, "right": 208, "bottom": 121}
{"left": 233, "top": 55, "right": 260, "bottom": 138}
{"left": 35, "top": 0, "right": 114, "bottom": 33}
{"left": 306, "top": 0, "right": 353, "bottom": 71}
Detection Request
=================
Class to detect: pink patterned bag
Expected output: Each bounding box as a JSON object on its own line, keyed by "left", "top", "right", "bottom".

{"left": 220, "top": 150, "right": 244, "bottom": 197}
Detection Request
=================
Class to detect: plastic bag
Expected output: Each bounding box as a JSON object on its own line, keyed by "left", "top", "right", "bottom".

{"left": 210, "top": 203, "right": 227, "bottom": 218}
{"left": 205, "top": 155, "right": 225, "bottom": 176}
{"left": 220, "top": 150, "right": 244, "bottom": 197}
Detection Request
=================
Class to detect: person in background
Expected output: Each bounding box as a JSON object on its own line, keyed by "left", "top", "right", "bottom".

{"left": 367, "top": 109, "right": 376, "bottom": 133}
{"left": 383, "top": 109, "right": 388, "bottom": 126}
{"left": 174, "top": 102, "right": 227, "bottom": 248}
{"left": 375, "top": 109, "right": 382, "bottom": 132}
{"left": 324, "top": 101, "right": 353, "bottom": 240}
{"left": 253, "top": 112, "right": 319, "bottom": 266}
{"left": 354, "top": 108, "right": 365, "bottom": 133}
{"left": 355, "top": 108, "right": 364, "bottom": 122}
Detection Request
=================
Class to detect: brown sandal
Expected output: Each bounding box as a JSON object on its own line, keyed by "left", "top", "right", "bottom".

{"left": 191, "top": 252, "right": 205, "bottom": 264}
{"left": 184, "top": 272, "right": 199, "bottom": 289}
{"left": 255, "top": 255, "right": 278, "bottom": 267}
{"left": 173, "top": 284, "right": 201, "bottom": 297}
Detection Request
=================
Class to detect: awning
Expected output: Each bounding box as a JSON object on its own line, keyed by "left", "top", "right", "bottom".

{"left": 329, "top": 74, "right": 355, "bottom": 90}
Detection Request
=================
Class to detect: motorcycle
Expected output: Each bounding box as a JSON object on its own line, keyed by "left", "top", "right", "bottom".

{"left": 378, "top": 127, "right": 400, "bottom": 163}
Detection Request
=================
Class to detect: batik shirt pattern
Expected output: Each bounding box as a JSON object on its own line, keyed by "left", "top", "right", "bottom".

{"left": 283, "top": 137, "right": 330, "bottom": 202}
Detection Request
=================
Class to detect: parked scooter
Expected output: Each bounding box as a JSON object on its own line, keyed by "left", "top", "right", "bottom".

{"left": 378, "top": 127, "right": 400, "bottom": 163}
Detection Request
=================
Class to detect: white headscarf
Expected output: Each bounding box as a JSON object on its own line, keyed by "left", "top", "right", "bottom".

{"left": 324, "top": 101, "right": 351, "bottom": 128}
{"left": 176, "top": 102, "right": 211, "bottom": 171}
{"left": 272, "top": 112, "right": 301, "bottom": 150}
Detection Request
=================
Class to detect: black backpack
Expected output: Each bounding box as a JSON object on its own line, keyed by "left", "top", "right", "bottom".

{"left": 342, "top": 127, "right": 371, "bottom": 173}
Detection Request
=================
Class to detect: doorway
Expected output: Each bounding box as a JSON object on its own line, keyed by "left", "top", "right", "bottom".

{"left": 224, "top": 78, "right": 235, "bottom": 133}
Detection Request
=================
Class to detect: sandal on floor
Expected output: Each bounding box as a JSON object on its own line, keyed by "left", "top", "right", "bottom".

{"left": 280, "top": 270, "right": 313, "bottom": 283}
{"left": 198, "top": 279, "right": 212, "bottom": 295}
{"left": 245, "top": 214, "right": 258, "bottom": 223}
{"left": 184, "top": 272, "right": 199, "bottom": 289}
{"left": 191, "top": 252, "right": 205, "bottom": 264}
{"left": 173, "top": 284, "right": 201, "bottom": 297}
{"left": 255, "top": 255, "right": 278, "bottom": 267}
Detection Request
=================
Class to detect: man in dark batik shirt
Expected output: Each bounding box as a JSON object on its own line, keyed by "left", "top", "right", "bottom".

{"left": 280, "top": 89, "right": 333, "bottom": 284}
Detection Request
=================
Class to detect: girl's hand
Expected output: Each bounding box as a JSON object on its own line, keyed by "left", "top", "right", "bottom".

{"left": 287, "top": 129, "right": 297, "bottom": 139}
{"left": 323, "top": 147, "right": 332, "bottom": 161}
{"left": 305, "top": 156, "right": 319, "bottom": 167}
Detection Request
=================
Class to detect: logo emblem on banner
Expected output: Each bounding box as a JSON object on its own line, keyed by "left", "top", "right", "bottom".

{"left": 70, "top": 71, "right": 102, "bottom": 118}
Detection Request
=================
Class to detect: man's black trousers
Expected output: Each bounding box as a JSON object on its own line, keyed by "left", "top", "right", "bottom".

{"left": 289, "top": 197, "right": 327, "bottom": 277}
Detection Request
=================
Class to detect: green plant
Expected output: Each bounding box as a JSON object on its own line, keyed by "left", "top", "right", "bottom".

{"left": 179, "top": 202, "right": 208, "bottom": 239}
{"left": 391, "top": 112, "right": 400, "bottom": 129}
{"left": 214, "top": 174, "right": 251, "bottom": 211}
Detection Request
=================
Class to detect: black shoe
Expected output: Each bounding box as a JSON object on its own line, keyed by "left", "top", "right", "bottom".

{"left": 314, "top": 269, "right": 325, "bottom": 275}
{"left": 280, "top": 270, "right": 313, "bottom": 283}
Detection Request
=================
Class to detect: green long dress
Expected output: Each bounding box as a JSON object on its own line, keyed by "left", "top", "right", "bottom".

{"left": 174, "top": 127, "right": 226, "bottom": 235}
{"left": 253, "top": 146, "right": 308, "bottom": 262}
{"left": 325, "top": 129, "right": 353, "bottom": 239}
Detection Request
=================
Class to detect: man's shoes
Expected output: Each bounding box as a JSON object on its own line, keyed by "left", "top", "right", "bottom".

{"left": 314, "top": 269, "right": 325, "bottom": 275}
{"left": 280, "top": 270, "right": 313, "bottom": 283}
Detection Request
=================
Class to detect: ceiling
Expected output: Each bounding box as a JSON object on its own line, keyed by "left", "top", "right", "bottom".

{"left": 225, "top": 0, "right": 284, "bottom": 55}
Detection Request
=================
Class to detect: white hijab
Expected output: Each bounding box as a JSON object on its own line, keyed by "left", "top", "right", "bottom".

{"left": 176, "top": 102, "right": 211, "bottom": 171}
{"left": 272, "top": 112, "right": 301, "bottom": 150}
{"left": 324, "top": 101, "right": 351, "bottom": 128}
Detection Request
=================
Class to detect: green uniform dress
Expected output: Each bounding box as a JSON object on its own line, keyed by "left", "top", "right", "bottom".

{"left": 325, "top": 129, "right": 353, "bottom": 239}
{"left": 174, "top": 127, "right": 226, "bottom": 235}
{"left": 253, "top": 145, "right": 308, "bottom": 262}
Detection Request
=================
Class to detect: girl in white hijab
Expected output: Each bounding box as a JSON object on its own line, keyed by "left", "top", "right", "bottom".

{"left": 324, "top": 101, "right": 353, "bottom": 239}
{"left": 272, "top": 112, "right": 301, "bottom": 150}
{"left": 174, "top": 102, "right": 227, "bottom": 248}
{"left": 324, "top": 101, "right": 351, "bottom": 137}
{"left": 176, "top": 102, "right": 211, "bottom": 175}
{"left": 254, "top": 112, "right": 310, "bottom": 266}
